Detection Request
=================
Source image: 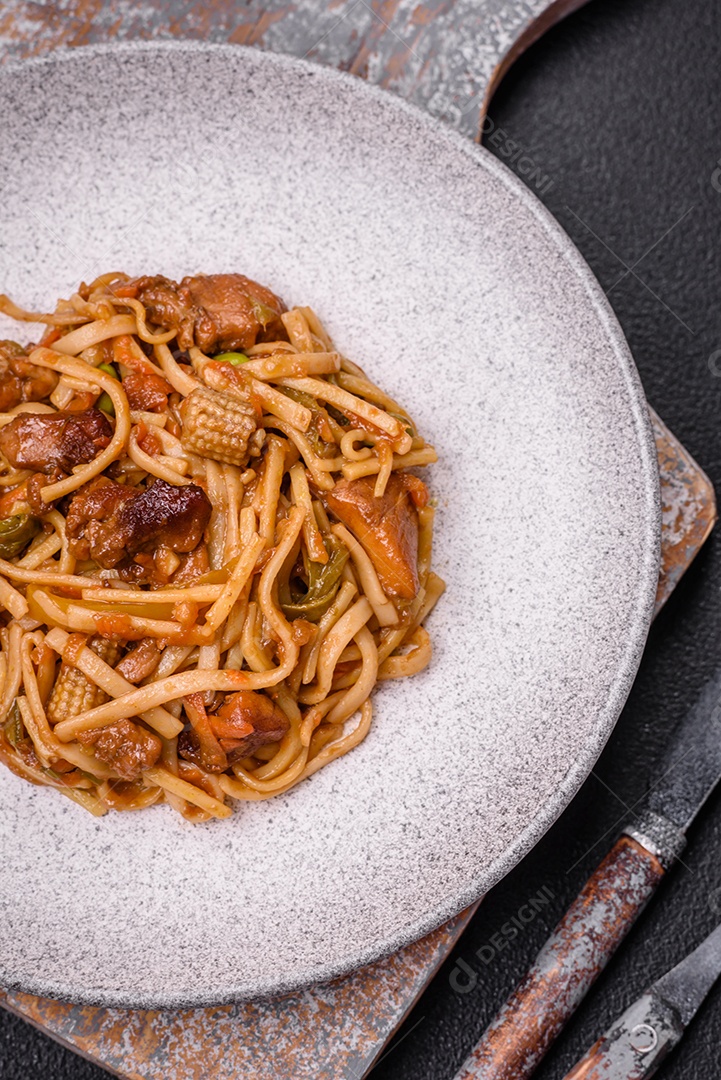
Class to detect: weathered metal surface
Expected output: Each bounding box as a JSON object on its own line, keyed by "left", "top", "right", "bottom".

{"left": 0, "top": 905, "right": 479, "bottom": 1080}
{"left": 653, "top": 919, "right": 721, "bottom": 1027}
{"left": 457, "top": 837, "right": 666, "bottom": 1080}
{"left": 651, "top": 408, "right": 716, "bottom": 613}
{"left": 0, "top": 2, "right": 716, "bottom": 1079}
{"left": 563, "top": 992, "right": 684, "bottom": 1080}
{"left": 0, "top": 0, "right": 589, "bottom": 139}
{"left": 565, "top": 919, "right": 721, "bottom": 1079}
{"left": 622, "top": 807, "right": 686, "bottom": 869}
{"left": 646, "top": 664, "right": 721, "bottom": 834}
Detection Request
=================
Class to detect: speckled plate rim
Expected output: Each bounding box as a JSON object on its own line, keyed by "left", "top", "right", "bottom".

{"left": 0, "top": 40, "right": 661, "bottom": 1008}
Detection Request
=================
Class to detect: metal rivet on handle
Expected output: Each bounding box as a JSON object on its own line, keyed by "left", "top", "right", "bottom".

{"left": 629, "top": 1023, "right": 659, "bottom": 1053}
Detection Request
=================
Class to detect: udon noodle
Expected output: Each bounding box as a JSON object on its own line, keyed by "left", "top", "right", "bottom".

{"left": 0, "top": 271, "right": 443, "bottom": 821}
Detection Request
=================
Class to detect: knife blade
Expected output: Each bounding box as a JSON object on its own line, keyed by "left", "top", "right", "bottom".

{"left": 646, "top": 667, "right": 721, "bottom": 832}
{"left": 564, "top": 921, "right": 721, "bottom": 1079}
{"left": 454, "top": 670, "right": 721, "bottom": 1080}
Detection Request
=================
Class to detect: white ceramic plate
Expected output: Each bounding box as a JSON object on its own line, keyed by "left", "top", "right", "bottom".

{"left": 0, "top": 42, "right": 660, "bottom": 1007}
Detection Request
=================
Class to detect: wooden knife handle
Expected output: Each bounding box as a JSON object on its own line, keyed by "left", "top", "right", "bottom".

{"left": 455, "top": 836, "right": 667, "bottom": 1080}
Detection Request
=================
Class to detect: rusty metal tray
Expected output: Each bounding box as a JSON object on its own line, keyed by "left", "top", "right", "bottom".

{"left": 0, "top": 2, "right": 716, "bottom": 1077}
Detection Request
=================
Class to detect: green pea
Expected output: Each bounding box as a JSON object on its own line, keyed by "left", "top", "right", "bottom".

{"left": 214, "top": 352, "right": 250, "bottom": 366}
{"left": 95, "top": 363, "right": 118, "bottom": 414}
{"left": 97, "top": 392, "right": 115, "bottom": 416}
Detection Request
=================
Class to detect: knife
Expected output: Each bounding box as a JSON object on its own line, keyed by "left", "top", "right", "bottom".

{"left": 563, "top": 920, "right": 721, "bottom": 1079}
{"left": 454, "top": 669, "right": 721, "bottom": 1080}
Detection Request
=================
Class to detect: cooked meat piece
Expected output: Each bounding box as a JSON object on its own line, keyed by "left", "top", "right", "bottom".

{"left": 77, "top": 718, "right": 161, "bottom": 781}
{"left": 0, "top": 340, "right": 59, "bottom": 412}
{"left": 171, "top": 543, "right": 209, "bottom": 585}
{"left": 113, "top": 478, "right": 211, "bottom": 559}
{"left": 115, "top": 638, "right": 162, "bottom": 683}
{"left": 176, "top": 692, "right": 227, "bottom": 772}
{"left": 178, "top": 689, "right": 290, "bottom": 770}
{"left": 176, "top": 730, "right": 223, "bottom": 772}
{"left": 65, "top": 479, "right": 135, "bottom": 562}
{"left": 132, "top": 273, "right": 286, "bottom": 352}
{"left": 122, "top": 372, "right": 173, "bottom": 413}
{"left": 0, "top": 373, "right": 28, "bottom": 414}
{"left": 66, "top": 477, "right": 211, "bottom": 568}
{"left": 97, "top": 779, "right": 154, "bottom": 811}
{"left": 135, "top": 423, "right": 162, "bottom": 456}
{"left": 131, "top": 275, "right": 194, "bottom": 344}
{"left": 26, "top": 473, "right": 56, "bottom": 516}
{"left": 324, "top": 473, "right": 420, "bottom": 599}
{"left": 211, "top": 690, "right": 290, "bottom": 758}
{"left": 180, "top": 274, "right": 286, "bottom": 353}
{"left": 0, "top": 408, "right": 113, "bottom": 474}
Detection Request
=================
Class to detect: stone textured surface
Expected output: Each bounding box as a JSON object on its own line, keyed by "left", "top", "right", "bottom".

{"left": 375, "top": 1, "right": 721, "bottom": 1078}
{"left": 0, "top": 421, "right": 705, "bottom": 1078}
{"left": 6, "top": 0, "right": 721, "bottom": 1077}
{"left": 0, "top": 40, "right": 660, "bottom": 1008}
{"left": 0, "top": 906, "right": 479, "bottom": 1080}
{"left": 0, "top": 0, "right": 587, "bottom": 141}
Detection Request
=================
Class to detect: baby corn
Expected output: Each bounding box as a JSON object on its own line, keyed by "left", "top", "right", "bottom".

{"left": 180, "top": 386, "right": 258, "bottom": 468}
{"left": 46, "top": 636, "right": 121, "bottom": 726}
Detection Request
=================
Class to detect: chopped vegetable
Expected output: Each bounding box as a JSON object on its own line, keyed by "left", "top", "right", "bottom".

{"left": 27, "top": 584, "right": 175, "bottom": 625}
{"left": 3, "top": 699, "right": 23, "bottom": 748}
{"left": 0, "top": 514, "right": 39, "bottom": 558}
{"left": 281, "top": 387, "right": 339, "bottom": 457}
{"left": 280, "top": 536, "right": 349, "bottom": 621}
{"left": 180, "top": 386, "right": 258, "bottom": 467}
{"left": 46, "top": 636, "right": 121, "bottom": 725}
{"left": 389, "top": 412, "right": 415, "bottom": 438}
{"left": 326, "top": 404, "right": 350, "bottom": 427}
{"left": 249, "top": 297, "right": 280, "bottom": 332}
{"left": 97, "top": 362, "right": 119, "bottom": 416}
{"left": 214, "top": 352, "right": 250, "bottom": 366}
{"left": 280, "top": 387, "right": 316, "bottom": 409}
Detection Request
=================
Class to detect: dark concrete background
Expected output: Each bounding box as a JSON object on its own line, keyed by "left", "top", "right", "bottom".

{"left": 2, "top": 0, "right": 721, "bottom": 1076}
